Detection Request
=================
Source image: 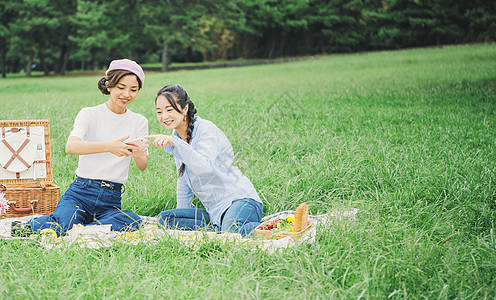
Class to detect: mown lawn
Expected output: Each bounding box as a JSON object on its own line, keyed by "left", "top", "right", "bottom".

{"left": 1, "top": 44, "right": 495, "bottom": 299}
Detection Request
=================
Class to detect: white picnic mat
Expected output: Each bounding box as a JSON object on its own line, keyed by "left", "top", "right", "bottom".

{"left": 0, "top": 208, "right": 359, "bottom": 253}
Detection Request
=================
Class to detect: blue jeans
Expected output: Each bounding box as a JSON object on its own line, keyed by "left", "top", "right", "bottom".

{"left": 157, "top": 198, "right": 263, "bottom": 237}
{"left": 27, "top": 177, "right": 141, "bottom": 236}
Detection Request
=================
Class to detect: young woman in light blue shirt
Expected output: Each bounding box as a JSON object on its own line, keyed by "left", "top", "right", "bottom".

{"left": 147, "top": 85, "right": 263, "bottom": 237}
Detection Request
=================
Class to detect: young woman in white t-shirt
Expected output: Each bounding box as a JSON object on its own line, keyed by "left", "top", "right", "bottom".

{"left": 26, "top": 59, "right": 149, "bottom": 236}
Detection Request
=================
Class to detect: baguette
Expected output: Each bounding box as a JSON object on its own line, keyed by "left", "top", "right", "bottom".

{"left": 294, "top": 203, "right": 309, "bottom": 232}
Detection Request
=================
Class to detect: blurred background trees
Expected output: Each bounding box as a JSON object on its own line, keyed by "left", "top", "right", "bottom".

{"left": 0, "top": 0, "right": 494, "bottom": 77}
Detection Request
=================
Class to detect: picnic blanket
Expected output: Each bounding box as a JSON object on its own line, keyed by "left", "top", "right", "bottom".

{"left": 0, "top": 208, "right": 359, "bottom": 253}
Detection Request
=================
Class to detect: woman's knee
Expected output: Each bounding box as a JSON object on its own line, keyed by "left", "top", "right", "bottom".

{"left": 157, "top": 210, "right": 176, "bottom": 226}
{"left": 92, "top": 210, "right": 141, "bottom": 231}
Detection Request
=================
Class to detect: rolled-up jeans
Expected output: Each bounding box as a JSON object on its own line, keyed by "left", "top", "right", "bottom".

{"left": 27, "top": 177, "right": 141, "bottom": 236}
{"left": 157, "top": 198, "right": 263, "bottom": 237}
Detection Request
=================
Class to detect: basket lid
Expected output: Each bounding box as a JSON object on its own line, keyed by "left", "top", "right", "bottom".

{"left": 0, "top": 120, "right": 55, "bottom": 184}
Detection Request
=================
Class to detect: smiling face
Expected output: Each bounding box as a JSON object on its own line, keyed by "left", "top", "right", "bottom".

{"left": 155, "top": 94, "right": 189, "bottom": 134}
{"left": 106, "top": 74, "right": 139, "bottom": 114}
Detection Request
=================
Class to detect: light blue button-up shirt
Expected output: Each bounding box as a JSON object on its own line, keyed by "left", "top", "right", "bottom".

{"left": 163, "top": 117, "right": 261, "bottom": 226}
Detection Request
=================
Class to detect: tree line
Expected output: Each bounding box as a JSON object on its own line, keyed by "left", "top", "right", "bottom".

{"left": 1, "top": 0, "right": 494, "bottom": 77}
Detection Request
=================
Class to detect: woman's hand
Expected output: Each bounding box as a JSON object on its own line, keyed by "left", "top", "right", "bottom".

{"left": 66, "top": 135, "right": 138, "bottom": 157}
{"left": 146, "top": 134, "right": 175, "bottom": 148}
{"left": 125, "top": 138, "right": 150, "bottom": 158}
{"left": 108, "top": 135, "right": 139, "bottom": 157}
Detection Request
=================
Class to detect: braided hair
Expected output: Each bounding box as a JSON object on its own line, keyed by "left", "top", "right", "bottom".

{"left": 155, "top": 85, "right": 197, "bottom": 177}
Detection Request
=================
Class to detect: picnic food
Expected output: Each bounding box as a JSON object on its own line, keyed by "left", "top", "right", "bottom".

{"left": 40, "top": 228, "right": 57, "bottom": 236}
{"left": 40, "top": 228, "right": 58, "bottom": 242}
{"left": 294, "top": 203, "right": 309, "bottom": 232}
{"left": 255, "top": 203, "right": 313, "bottom": 239}
{"left": 259, "top": 214, "right": 295, "bottom": 232}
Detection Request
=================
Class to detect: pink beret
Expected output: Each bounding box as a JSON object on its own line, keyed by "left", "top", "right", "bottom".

{"left": 106, "top": 59, "right": 145, "bottom": 87}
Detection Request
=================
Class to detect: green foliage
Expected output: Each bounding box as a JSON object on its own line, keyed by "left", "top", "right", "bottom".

{"left": 140, "top": 0, "right": 227, "bottom": 69}
{"left": 233, "top": 0, "right": 311, "bottom": 57}
{"left": 2, "top": 0, "right": 495, "bottom": 76}
{"left": 319, "top": 0, "right": 367, "bottom": 52}
{"left": 464, "top": 0, "right": 496, "bottom": 42}
{"left": 71, "top": 0, "right": 145, "bottom": 68}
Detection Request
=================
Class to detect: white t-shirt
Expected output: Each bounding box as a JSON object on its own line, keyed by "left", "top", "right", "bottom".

{"left": 69, "top": 103, "right": 148, "bottom": 184}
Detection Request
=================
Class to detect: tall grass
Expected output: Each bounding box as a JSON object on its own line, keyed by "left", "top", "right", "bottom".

{"left": 1, "top": 44, "right": 495, "bottom": 298}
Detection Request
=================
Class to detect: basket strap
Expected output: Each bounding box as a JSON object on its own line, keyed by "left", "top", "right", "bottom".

{"left": 1, "top": 138, "right": 32, "bottom": 169}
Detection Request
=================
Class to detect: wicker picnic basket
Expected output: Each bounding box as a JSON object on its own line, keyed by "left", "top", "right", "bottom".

{"left": 0, "top": 120, "right": 60, "bottom": 219}
{"left": 255, "top": 203, "right": 314, "bottom": 240}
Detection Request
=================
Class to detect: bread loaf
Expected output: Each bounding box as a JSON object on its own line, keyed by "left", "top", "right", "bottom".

{"left": 294, "top": 203, "right": 309, "bottom": 232}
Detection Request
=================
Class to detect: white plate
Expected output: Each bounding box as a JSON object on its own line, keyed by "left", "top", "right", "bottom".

{"left": 0, "top": 134, "right": 36, "bottom": 173}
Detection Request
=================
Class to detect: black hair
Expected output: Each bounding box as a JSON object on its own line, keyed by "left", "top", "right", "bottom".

{"left": 156, "top": 85, "right": 197, "bottom": 177}
{"left": 97, "top": 70, "right": 143, "bottom": 95}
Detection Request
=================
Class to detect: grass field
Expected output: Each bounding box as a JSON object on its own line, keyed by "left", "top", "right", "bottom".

{"left": 1, "top": 44, "right": 495, "bottom": 299}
